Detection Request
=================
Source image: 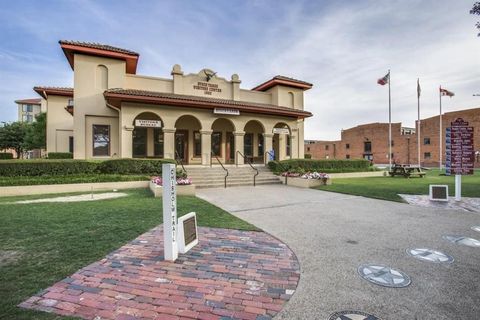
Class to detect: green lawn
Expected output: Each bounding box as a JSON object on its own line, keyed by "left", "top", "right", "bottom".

{"left": 0, "top": 174, "right": 150, "bottom": 186}
{"left": 0, "top": 189, "right": 258, "bottom": 320}
{"left": 315, "top": 169, "right": 480, "bottom": 202}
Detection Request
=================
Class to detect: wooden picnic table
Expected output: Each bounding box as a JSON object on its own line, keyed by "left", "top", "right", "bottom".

{"left": 388, "top": 164, "right": 426, "bottom": 178}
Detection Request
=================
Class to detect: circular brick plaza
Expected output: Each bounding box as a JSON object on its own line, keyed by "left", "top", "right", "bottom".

{"left": 19, "top": 226, "right": 300, "bottom": 320}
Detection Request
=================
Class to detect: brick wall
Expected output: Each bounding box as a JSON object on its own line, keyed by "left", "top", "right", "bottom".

{"left": 306, "top": 107, "right": 480, "bottom": 167}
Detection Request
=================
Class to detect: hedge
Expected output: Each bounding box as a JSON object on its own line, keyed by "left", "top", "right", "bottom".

{"left": 0, "top": 158, "right": 176, "bottom": 177}
{"left": 47, "top": 152, "right": 73, "bottom": 159}
{"left": 96, "top": 159, "right": 175, "bottom": 175}
{"left": 0, "top": 153, "right": 13, "bottom": 160}
{"left": 268, "top": 159, "right": 373, "bottom": 173}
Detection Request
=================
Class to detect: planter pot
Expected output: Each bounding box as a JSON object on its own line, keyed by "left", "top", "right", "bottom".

{"left": 149, "top": 181, "right": 196, "bottom": 197}
{"left": 283, "top": 177, "right": 331, "bottom": 188}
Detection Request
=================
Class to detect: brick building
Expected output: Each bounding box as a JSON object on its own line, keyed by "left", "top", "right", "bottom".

{"left": 305, "top": 107, "right": 480, "bottom": 167}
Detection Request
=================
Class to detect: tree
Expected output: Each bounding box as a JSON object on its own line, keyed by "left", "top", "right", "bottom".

{"left": 24, "top": 113, "right": 46, "bottom": 150}
{"left": 471, "top": 2, "right": 480, "bottom": 36}
{"left": 0, "top": 121, "right": 28, "bottom": 159}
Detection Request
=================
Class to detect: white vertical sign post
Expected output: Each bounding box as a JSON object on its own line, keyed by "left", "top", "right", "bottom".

{"left": 162, "top": 164, "right": 178, "bottom": 261}
{"left": 455, "top": 175, "right": 461, "bottom": 201}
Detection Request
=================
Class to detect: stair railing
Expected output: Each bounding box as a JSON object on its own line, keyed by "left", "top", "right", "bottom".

{"left": 264, "top": 151, "right": 288, "bottom": 185}
{"left": 210, "top": 151, "right": 228, "bottom": 188}
{"left": 236, "top": 151, "right": 259, "bottom": 187}
{"left": 175, "top": 151, "right": 187, "bottom": 176}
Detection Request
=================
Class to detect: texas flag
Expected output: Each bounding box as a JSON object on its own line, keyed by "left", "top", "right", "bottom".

{"left": 440, "top": 87, "right": 455, "bottom": 97}
{"left": 377, "top": 72, "right": 390, "bottom": 86}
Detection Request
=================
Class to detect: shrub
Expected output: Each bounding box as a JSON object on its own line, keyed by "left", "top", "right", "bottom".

{"left": 268, "top": 159, "right": 372, "bottom": 173}
{"left": 304, "top": 154, "right": 312, "bottom": 159}
{"left": 0, "top": 158, "right": 177, "bottom": 177}
{"left": 0, "top": 153, "right": 13, "bottom": 160}
{"left": 47, "top": 152, "right": 73, "bottom": 159}
{"left": 0, "top": 160, "right": 98, "bottom": 177}
{"left": 96, "top": 158, "right": 176, "bottom": 175}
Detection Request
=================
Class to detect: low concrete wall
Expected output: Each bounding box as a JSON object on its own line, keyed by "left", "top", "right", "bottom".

{"left": 0, "top": 181, "right": 149, "bottom": 197}
{"left": 149, "top": 181, "right": 196, "bottom": 197}
{"left": 283, "top": 177, "right": 331, "bottom": 188}
{"left": 328, "top": 171, "right": 387, "bottom": 179}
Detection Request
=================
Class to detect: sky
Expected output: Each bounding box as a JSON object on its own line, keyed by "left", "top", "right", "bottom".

{"left": 0, "top": 0, "right": 479, "bottom": 140}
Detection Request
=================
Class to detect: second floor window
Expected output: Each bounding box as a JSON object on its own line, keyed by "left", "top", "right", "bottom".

{"left": 364, "top": 141, "right": 372, "bottom": 153}
{"left": 424, "top": 137, "right": 431, "bottom": 145}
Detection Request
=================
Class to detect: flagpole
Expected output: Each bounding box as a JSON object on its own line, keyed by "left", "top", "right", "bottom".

{"left": 439, "top": 86, "right": 443, "bottom": 171}
{"left": 417, "top": 79, "right": 421, "bottom": 168}
{"left": 388, "top": 70, "right": 392, "bottom": 170}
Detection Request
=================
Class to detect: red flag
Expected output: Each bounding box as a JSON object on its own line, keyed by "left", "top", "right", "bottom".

{"left": 440, "top": 87, "right": 454, "bottom": 97}
{"left": 377, "top": 72, "right": 390, "bottom": 85}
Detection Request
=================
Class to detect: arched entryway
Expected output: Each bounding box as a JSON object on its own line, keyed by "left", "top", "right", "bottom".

{"left": 211, "top": 118, "right": 236, "bottom": 164}
{"left": 132, "top": 112, "right": 163, "bottom": 158}
{"left": 244, "top": 120, "right": 265, "bottom": 164}
{"left": 174, "top": 115, "right": 202, "bottom": 164}
{"left": 272, "top": 123, "right": 291, "bottom": 161}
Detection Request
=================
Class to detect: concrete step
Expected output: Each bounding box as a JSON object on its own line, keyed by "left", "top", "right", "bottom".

{"left": 196, "top": 180, "right": 283, "bottom": 189}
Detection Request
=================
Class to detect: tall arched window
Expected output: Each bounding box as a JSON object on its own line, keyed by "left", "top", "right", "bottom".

{"left": 288, "top": 92, "right": 295, "bottom": 108}
{"left": 96, "top": 65, "right": 108, "bottom": 90}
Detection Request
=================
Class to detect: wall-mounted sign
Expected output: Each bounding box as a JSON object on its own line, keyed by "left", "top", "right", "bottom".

{"left": 135, "top": 119, "right": 162, "bottom": 128}
{"left": 213, "top": 108, "right": 240, "bottom": 116}
{"left": 177, "top": 212, "right": 198, "bottom": 254}
{"left": 162, "top": 164, "right": 178, "bottom": 261}
{"left": 273, "top": 128, "right": 290, "bottom": 135}
{"left": 193, "top": 81, "right": 222, "bottom": 96}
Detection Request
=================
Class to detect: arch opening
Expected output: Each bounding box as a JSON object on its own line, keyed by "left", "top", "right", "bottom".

{"left": 244, "top": 120, "right": 265, "bottom": 164}
{"left": 132, "top": 112, "right": 163, "bottom": 158}
{"left": 174, "top": 115, "right": 202, "bottom": 164}
{"left": 272, "top": 122, "right": 292, "bottom": 161}
{"left": 211, "top": 118, "right": 236, "bottom": 164}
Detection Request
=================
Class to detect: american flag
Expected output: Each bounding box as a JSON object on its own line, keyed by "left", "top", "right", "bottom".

{"left": 377, "top": 72, "right": 390, "bottom": 86}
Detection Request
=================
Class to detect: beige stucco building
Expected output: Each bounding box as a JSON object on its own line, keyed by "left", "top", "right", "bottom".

{"left": 15, "top": 98, "right": 45, "bottom": 123}
{"left": 35, "top": 40, "right": 313, "bottom": 165}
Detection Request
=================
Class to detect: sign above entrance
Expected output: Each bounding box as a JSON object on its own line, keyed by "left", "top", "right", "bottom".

{"left": 273, "top": 128, "right": 290, "bottom": 135}
{"left": 135, "top": 119, "right": 162, "bottom": 128}
{"left": 213, "top": 108, "right": 240, "bottom": 116}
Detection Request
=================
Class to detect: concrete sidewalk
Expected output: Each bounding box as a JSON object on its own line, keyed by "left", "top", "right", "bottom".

{"left": 198, "top": 185, "right": 480, "bottom": 320}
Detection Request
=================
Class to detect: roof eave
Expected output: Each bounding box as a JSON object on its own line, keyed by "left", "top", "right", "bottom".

{"left": 104, "top": 92, "right": 312, "bottom": 119}
{"left": 60, "top": 43, "right": 139, "bottom": 74}
{"left": 252, "top": 79, "right": 313, "bottom": 92}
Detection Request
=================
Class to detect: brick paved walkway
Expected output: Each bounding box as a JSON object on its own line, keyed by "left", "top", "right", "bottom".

{"left": 19, "top": 226, "right": 300, "bottom": 320}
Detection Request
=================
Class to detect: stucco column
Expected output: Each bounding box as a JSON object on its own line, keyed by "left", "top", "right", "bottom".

{"left": 163, "top": 128, "right": 176, "bottom": 160}
{"left": 147, "top": 128, "right": 154, "bottom": 157}
{"left": 291, "top": 128, "right": 299, "bottom": 159}
{"left": 234, "top": 131, "right": 245, "bottom": 165}
{"left": 263, "top": 133, "right": 273, "bottom": 163}
{"left": 200, "top": 130, "right": 212, "bottom": 166}
{"left": 120, "top": 126, "right": 133, "bottom": 158}
{"left": 278, "top": 134, "right": 287, "bottom": 161}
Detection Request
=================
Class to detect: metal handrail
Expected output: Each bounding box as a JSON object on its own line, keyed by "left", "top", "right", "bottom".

{"left": 236, "top": 151, "right": 259, "bottom": 187}
{"left": 175, "top": 151, "right": 187, "bottom": 176}
{"left": 265, "top": 151, "right": 288, "bottom": 185}
{"left": 210, "top": 151, "right": 228, "bottom": 188}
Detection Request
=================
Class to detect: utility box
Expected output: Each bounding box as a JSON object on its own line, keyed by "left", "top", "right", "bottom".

{"left": 429, "top": 185, "right": 449, "bottom": 202}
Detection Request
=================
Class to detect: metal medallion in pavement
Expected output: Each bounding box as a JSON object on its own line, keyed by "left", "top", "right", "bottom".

{"left": 328, "top": 310, "right": 382, "bottom": 320}
{"left": 443, "top": 235, "right": 480, "bottom": 248}
{"left": 472, "top": 226, "right": 480, "bottom": 233}
{"left": 407, "top": 248, "right": 454, "bottom": 263}
{"left": 357, "top": 264, "right": 411, "bottom": 288}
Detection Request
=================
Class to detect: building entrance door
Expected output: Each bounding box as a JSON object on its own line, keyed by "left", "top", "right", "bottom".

{"left": 175, "top": 130, "right": 188, "bottom": 163}
{"left": 132, "top": 127, "right": 148, "bottom": 158}
{"left": 226, "top": 132, "right": 235, "bottom": 164}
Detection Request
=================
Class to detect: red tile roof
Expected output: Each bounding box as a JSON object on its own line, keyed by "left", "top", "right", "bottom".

{"left": 33, "top": 86, "right": 73, "bottom": 99}
{"left": 252, "top": 75, "right": 313, "bottom": 91}
{"left": 58, "top": 40, "right": 139, "bottom": 56}
{"left": 14, "top": 98, "right": 42, "bottom": 105}
{"left": 59, "top": 40, "right": 139, "bottom": 74}
{"left": 104, "top": 88, "right": 313, "bottom": 119}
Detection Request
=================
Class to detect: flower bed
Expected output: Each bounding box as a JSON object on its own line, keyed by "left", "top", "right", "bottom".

{"left": 149, "top": 176, "right": 195, "bottom": 197}
{"left": 282, "top": 171, "right": 331, "bottom": 188}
